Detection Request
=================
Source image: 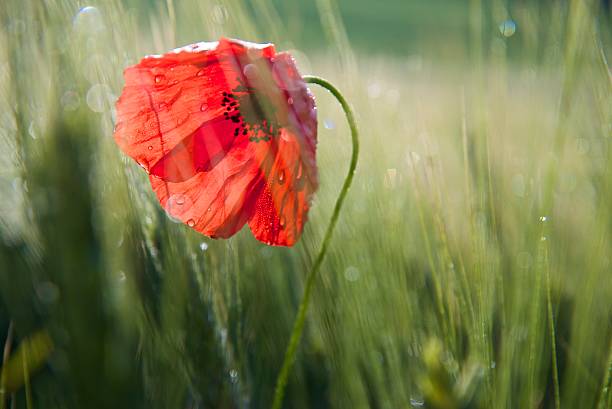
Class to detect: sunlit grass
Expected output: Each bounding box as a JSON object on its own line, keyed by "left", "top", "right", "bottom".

{"left": 0, "top": 1, "right": 610, "bottom": 408}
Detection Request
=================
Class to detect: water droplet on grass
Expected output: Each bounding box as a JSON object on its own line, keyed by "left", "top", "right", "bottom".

{"left": 367, "top": 82, "right": 382, "bottom": 99}
{"left": 199, "top": 242, "right": 208, "bottom": 251}
{"left": 344, "top": 266, "right": 360, "bottom": 282}
{"left": 28, "top": 122, "right": 37, "bottom": 139}
{"left": 36, "top": 281, "right": 59, "bottom": 304}
{"left": 410, "top": 397, "right": 424, "bottom": 407}
{"left": 61, "top": 91, "right": 80, "bottom": 111}
{"left": 86, "top": 83, "right": 113, "bottom": 113}
{"left": 73, "top": 6, "right": 106, "bottom": 35}
{"left": 499, "top": 19, "right": 517, "bottom": 37}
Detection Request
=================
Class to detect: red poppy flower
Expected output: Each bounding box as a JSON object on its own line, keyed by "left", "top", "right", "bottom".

{"left": 114, "top": 38, "right": 318, "bottom": 246}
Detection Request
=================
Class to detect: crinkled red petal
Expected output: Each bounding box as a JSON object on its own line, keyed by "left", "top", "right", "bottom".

{"left": 114, "top": 38, "right": 317, "bottom": 246}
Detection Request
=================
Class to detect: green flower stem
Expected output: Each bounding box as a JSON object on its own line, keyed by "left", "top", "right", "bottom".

{"left": 271, "top": 76, "right": 359, "bottom": 409}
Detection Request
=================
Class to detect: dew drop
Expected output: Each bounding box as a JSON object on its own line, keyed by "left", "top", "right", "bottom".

{"left": 28, "top": 122, "right": 37, "bottom": 139}
{"left": 278, "top": 170, "right": 285, "bottom": 185}
{"left": 499, "top": 19, "right": 517, "bottom": 37}
{"left": 229, "top": 369, "right": 238, "bottom": 382}
{"left": 175, "top": 195, "right": 185, "bottom": 205}
{"left": 280, "top": 216, "right": 286, "bottom": 228}
{"left": 36, "top": 281, "right": 59, "bottom": 304}
{"left": 73, "top": 6, "right": 106, "bottom": 35}
{"left": 200, "top": 103, "right": 208, "bottom": 111}
{"left": 154, "top": 74, "right": 165, "bottom": 84}
{"left": 287, "top": 97, "right": 294, "bottom": 105}
{"left": 323, "top": 119, "right": 335, "bottom": 129}
{"left": 147, "top": 145, "right": 153, "bottom": 150}
{"left": 199, "top": 242, "right": 208, "bottom": 251}
{"left": 61, "top": 91, "right": 80, "bottom": 111}
{"left": 196, "top": 69, "right": 205, "bottom": 76}
{"left": 410, "top": 397, "right": 425, "bottom": 407}
{"left": 187, "top": 219, "right": 195, "bottom": 227}
{"left": 344, "top": 266, "right": 360, "bottom": 282}
{"left": 177, "top": 114, "right": 189, "bottom": 125}
{"left": 296, "top": 163, "right": 303, "bottom": 180}
{"left": 86, "top": 83, "right": 113, "bottom": 113}
{"left": 539, "top": 216, "right": 548, "bottom": 222}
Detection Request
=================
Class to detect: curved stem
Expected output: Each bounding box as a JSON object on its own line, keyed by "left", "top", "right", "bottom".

{"left": 271, "top": 76, "right": 359, "bottom": 409}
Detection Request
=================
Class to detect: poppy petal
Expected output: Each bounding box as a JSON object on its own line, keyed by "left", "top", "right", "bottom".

{"left": 248, "top": 129, "right": 317, "bottom": 246}
{"left": 150, "top": 138, "right": 263, "bottom": 238}
{"left": 114, "top": 38, "right": 275, "bottom": 175}
{"left": 149, "top": 116, "right": 238, "bottom": 183}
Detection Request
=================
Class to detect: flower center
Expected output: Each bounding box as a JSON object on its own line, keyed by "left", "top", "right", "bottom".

{"left": 221, "top": 83, "right": 282, "bottom": 143}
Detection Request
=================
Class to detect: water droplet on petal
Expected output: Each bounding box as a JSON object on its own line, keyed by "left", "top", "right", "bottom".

{"left": 177, "top": 114, "right": 189, "bottom": 125}
{"left": 287, "top": 97, "right": 294, "bottom": 105}
{"left": 154, "top": 74, "right": 165, "bottom": 84}
{"left": 147, "top": 145, "right": 153, "bottom": 150}
{"left": 187, "top": 219, "right": 195, "bottom": 227}
{"left": 278, "top": 170, "right": 285, "bottom": 185}
{"left": 196, "top": 69, "right": 205, "bottom": 76}
{"left": 296, "top": 163, "right": 303, "bottom": 180}
{"left": 175, "top": 195, "right": 185, "bottom": 205}
{"left": 200, "top": 103, "right": 208, "bottom": 111}
{"left": 280, "top": 216, "right": 286, "bottom": 228}
{"left": 243, "top": 63, "right": 258, "bottom": 80}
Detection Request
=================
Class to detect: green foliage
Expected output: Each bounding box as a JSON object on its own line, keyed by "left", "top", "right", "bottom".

{"left": 0, "top": 0, "right": 610, "bottom": 408}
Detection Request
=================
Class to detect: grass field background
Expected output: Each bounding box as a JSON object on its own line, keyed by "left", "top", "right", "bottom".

{"left": 0, "top": 0, "right": 611, "bottom": 408}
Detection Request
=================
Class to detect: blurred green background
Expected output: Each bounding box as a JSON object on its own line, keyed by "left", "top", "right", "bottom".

{"left": 0, "top": 1, "right": 611, "bottom": 409}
